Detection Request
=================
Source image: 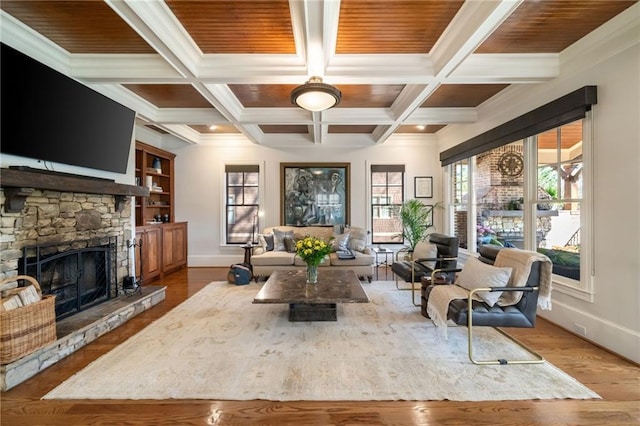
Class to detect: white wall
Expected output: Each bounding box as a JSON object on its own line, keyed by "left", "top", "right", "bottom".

{"left": 439, "top": 8, "right": 640, "bottom": 362}
{"left": 163, "top": 137, "right": 442, "bottom": 267}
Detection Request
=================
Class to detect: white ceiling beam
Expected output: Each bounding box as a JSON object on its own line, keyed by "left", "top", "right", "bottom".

{"left": 69, "top": 54, "right": 183, "bottom": 82}
{"left": 198, "top": 54, "right": 306, "bottom": 83}
{"left": 154, "top": 108, "right": 225, "bottom": 124}
{"left": 241, "top": 108, "right": 314, "bottom": 125}
{"left": 406, "top": 107, "right": 478, "bottom": 124}
{"left": 322, "top": 108, "right": 396, "bottom": 124}
{"left": 448, "top": 54, "right": 558, "bottom": 83}
{"left": 106, "top": 0, "right": 201, "bottom": 78}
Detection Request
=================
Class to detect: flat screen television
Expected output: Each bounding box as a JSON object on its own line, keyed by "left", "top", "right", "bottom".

{"left": 1, "top": 43, "right": 136, "bottom": 174}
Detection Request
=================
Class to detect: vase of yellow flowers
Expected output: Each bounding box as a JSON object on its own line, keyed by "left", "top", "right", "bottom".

{"left": 295, "top": 235, "right": 333, "bottom": 284}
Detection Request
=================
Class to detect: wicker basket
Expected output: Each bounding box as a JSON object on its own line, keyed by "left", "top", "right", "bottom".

{"left": 0, "top": 275, "right": 57, "bottom": 364}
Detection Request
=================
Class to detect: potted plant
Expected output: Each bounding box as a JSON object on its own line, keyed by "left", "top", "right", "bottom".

{"left": 399, "top": 199, "right": 436, "bottom": 253}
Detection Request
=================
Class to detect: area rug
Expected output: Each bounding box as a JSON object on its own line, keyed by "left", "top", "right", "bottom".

{"left": 44, "top": 281, "right": 600, "bottom": 401}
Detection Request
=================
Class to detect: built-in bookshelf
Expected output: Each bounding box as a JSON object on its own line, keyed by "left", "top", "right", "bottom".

{"left": 134, "top": 141, "right": 175, "bottom": 226}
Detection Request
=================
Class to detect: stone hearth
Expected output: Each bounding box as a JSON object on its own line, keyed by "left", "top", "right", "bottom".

{"left": 0, "top": 285, "right": 166, "bottom": 391}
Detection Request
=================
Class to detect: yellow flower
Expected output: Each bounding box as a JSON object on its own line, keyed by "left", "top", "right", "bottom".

{"left": 295, "top": 235, "right": 333, "bottom": 266}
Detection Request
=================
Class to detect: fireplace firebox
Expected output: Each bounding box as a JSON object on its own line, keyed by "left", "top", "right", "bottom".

{"left": 19, "top": 238, "right": 118, "bottom": 320}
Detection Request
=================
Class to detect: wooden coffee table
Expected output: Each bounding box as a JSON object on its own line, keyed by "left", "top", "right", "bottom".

{"left": 252, "top": 269, "right": 369, "bottom": 321}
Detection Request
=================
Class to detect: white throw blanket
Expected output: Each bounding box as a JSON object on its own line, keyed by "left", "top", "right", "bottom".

{"left": 427, "top": 248, "right": 553, "bottom": 330}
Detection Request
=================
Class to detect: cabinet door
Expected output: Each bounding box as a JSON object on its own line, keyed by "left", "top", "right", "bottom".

{"left": 163, "top": 223, "right": 187, "bottom": 272}
{"left": 142, "top": 227, "right": 163, "bottom": 282}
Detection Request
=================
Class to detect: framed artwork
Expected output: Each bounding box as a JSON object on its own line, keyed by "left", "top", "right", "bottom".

{"left": 280, "top": 163, "right": 350, "bottom": 226}
{"left": 414, "top": 176, "right": 433, "bottom": 198}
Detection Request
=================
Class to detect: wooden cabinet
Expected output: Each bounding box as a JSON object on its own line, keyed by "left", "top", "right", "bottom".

{"left": 135, "top": 226, "right": 163, "bottom": 284}
{"left": 162, "top": 222, "right": 188, "bottom": 273}
{"left": 135, "top": 222, "right": 188, "bottom": 284}
{"left": 135, "top": 141, "right": 176, "bottom": 227}
{"left": 134, "top": 142, "right": 187, "bottom": 284}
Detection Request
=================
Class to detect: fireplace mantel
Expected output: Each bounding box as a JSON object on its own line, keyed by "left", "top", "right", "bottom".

{"left": 1, "top": 167, "right": 149, "bottom": 212}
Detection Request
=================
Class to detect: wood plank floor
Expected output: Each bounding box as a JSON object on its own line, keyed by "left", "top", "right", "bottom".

{"left": 1, "top": 267, "right": 638, "bottom": 426}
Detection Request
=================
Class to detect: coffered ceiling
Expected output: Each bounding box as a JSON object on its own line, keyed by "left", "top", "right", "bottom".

{"left": 0, "top": 0, "right": 635, "bottom": 148}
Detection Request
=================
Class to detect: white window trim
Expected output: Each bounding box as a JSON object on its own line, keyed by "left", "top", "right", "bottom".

{"left": 219, "top": 160, "right": 265, "bottom": 247}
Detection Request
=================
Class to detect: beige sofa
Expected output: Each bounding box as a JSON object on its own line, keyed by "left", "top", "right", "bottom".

{"left": 250, "top": 225, "right": 374, "bottom": 282}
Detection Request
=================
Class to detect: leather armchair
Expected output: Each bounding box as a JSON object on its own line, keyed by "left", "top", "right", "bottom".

{"left": 424, "top": 245, "right": 547, "bottom": 365}
{"left": 390, "top": 233, "right": 459, "bottom": 306}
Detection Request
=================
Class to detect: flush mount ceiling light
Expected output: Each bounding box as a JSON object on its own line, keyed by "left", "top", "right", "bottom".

{"left": 290, "top": 76, "right": 341, "bottom": 112}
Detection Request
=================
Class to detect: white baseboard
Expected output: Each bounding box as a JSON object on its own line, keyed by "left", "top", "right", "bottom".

{"left": 188, "top": 255, "right": 242, "bottom": 268}
{"left": 539, "top": 300, "right": 640, "bottom": 364}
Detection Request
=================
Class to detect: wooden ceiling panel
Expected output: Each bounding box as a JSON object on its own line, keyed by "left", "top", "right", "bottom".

{"left": 124, "top": 84, "right": 213, "bottom": 108}
{"left": 477, "top": 0, "right": 636, "bottom": 53}
{"left": 421, "top": 84, "right": 509, "bottom": 108}
{"left": 396, "top": 125, "right": 446, "bottom": 134}
{"left": 260, "top": 125, "right": 309, "bottom": 134}
{"left": 0, "top": 1, "right": 153, "bottom": 53}
{"left": 165, "top": 0, "right": 295, "bottom": 54}
{"left": 229, "top": 84, "right": 297, "bottom": 108}
{"left": 336, "top": 0, "right": 464, "bottom": 54}
{"left": 329, "top": 125, "right": 377, "bottom": 134}
{"left": 190, "top": 125, "right": 240, "bottom": 134}
{"left": 336, "top": 85, "right": 405, "bottom": 108}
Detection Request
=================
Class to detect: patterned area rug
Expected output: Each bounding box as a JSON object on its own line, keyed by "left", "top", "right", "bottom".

{"left": 44, "top": 281, "right": 600, "bottom": 401}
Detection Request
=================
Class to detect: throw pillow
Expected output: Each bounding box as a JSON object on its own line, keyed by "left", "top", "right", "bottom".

{"left": 347, "top": 227, "right": 367, "bottom": 252}
{"left": 273, "top": 228, "right": 294, "bottom": 251}
{"left": 331, "top": 232, "right": 350, "bottom": 252}
{"left": 413, "top": 241, "right": 438, "bottom": 270}
{"left": 284, "top": 237, "right": 297, "bottom": 253}
{"left": 258, "top": 233, "right": 274, "bottom": 252}
{"left": 456, "top": 257, "right": 512, "bottom": 307}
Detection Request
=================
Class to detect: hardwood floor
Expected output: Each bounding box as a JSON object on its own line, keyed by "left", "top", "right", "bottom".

{"left": 1, "top": 267, "right": 638, "bottom": 426}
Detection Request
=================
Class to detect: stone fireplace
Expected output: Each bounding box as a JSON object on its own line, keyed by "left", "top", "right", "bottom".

{"left": 0, "top": 168, "right": 149, "bottom": 316}
{"left": 0, "top": 168, "right": 168, "bottom": 391}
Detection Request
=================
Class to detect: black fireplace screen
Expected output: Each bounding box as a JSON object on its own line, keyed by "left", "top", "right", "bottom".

{"left": 20, "top": 238, "right": 117, "bottom": 320}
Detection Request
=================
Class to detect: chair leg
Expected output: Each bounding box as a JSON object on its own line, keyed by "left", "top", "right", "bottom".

{"left": 466, "top": 289, "right": 545, "bottom": 365}
{"left": 394, "top": 261, "right": 420, "bottom": 306}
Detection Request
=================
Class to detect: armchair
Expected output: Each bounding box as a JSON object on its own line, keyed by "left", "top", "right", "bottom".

{"left": 390, "top": 233, "right": 459, "bottom": 306}
{"left": 424, "top": 245, "right": 552, "bottom": 365}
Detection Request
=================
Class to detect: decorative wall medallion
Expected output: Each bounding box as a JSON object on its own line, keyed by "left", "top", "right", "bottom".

{"left": 498, "top": 152, "right": 524, "bottom": 177}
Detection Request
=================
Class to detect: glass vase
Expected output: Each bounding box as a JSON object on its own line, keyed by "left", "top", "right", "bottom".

{"left": 306, "top": 263, "right": 318, "bottom": 284}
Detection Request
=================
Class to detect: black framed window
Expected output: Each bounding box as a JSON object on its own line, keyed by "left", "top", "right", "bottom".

{"left": 371, "top": 165, "right": 404, "bottom": 244}
{"left": 225, "top": 165, "right": 259, "bottom": 244}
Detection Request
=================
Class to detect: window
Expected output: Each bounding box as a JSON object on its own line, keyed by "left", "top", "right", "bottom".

{"left": 535, "top": 120, "right": 583, "bottom": 281}
{"left": 475, "top": 142, "right": 525, "bottom": 252}
{"left": 225, "top": 165, "right": 259, "bottom": 244}
{"left": 446, "top": 118, "right": 590, "bottom": 294}
{"left": 442, "top": 87, "right": 595, "bottom": 297}
{"left": 452, "top": 159, "right": 470, "bottom": 250}
{"left": 371, "top": 165, "right": 404, "bottom": 244}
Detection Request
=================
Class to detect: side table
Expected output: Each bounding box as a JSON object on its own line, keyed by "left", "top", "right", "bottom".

{"left": 242, "top": 245, "right": 254, "bottom": 278}
{"left": 371, "top": 247, "right": 393, "bottom": 280}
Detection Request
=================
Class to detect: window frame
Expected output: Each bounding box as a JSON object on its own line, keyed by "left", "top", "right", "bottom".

{"left": 222, "top": 163, "right": 263, "bottom": 246}
{"left": 445, "top": 113, "right": 594, "bottom": 301}
{"left": 370, "top": 165, "right": 405, "bottom": 245}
